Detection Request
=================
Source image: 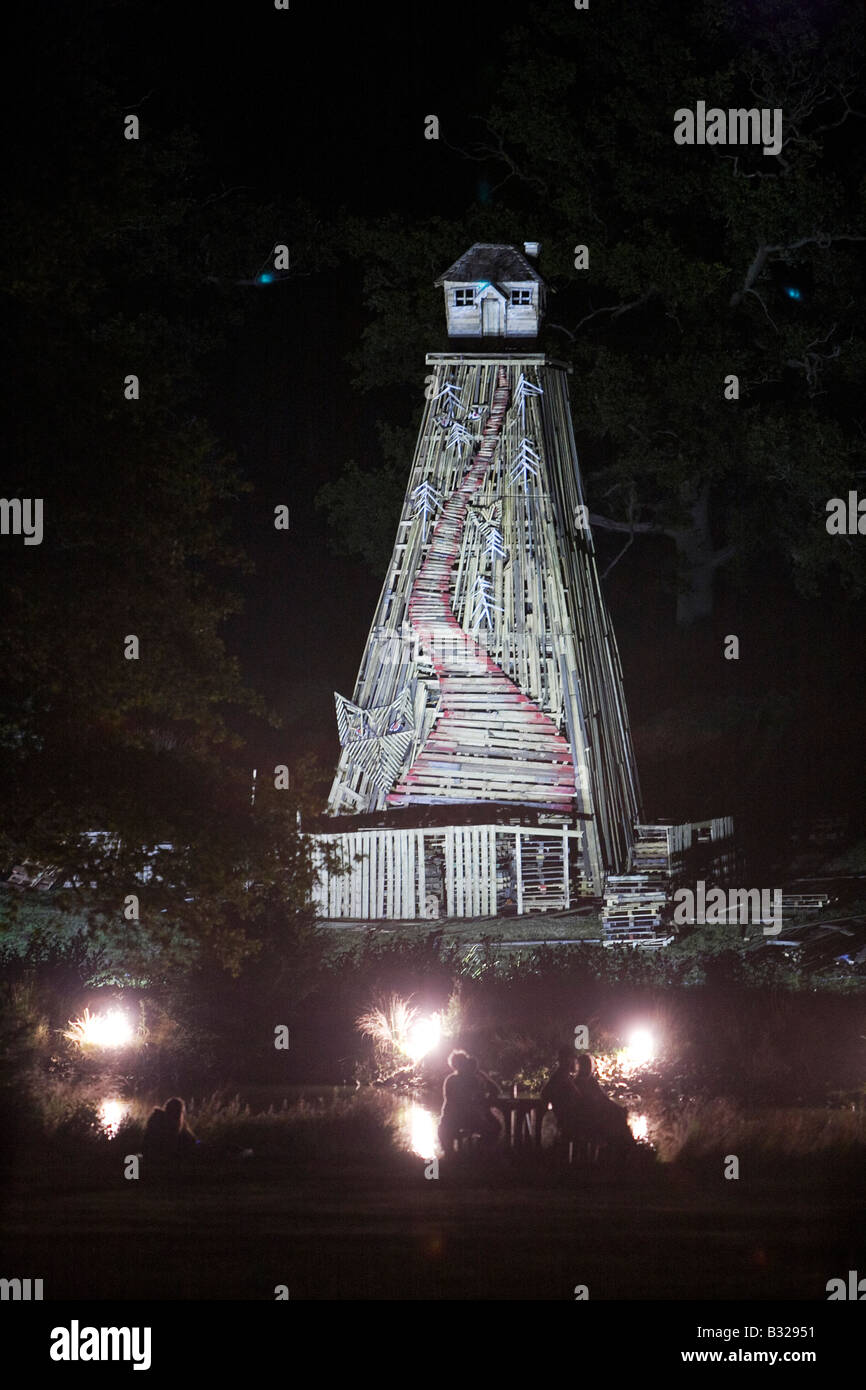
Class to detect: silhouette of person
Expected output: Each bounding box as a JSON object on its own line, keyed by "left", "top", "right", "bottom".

{"left": 541, "top": 1047, "right": 586, "bottom": 1142}
{"left": 143, "top": 1096, "right": 198, "bottom": 1160}
{"left": 572, "top": 1055, "right": 633, "bottom": 1156}
{"left": 438, "top": 1050, "right": 501, "bottom": 1153}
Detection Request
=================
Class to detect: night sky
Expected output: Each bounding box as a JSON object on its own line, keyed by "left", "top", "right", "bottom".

{"left": 9, "top": 0, "right": 865, "bottom": 856}
{"left": 105, "top": 1, "right": 525, "bottom": 767}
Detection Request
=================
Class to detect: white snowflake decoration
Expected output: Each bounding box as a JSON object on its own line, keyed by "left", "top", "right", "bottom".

{"left": 467, "top": 575, "right": 502, "bottom": 633}
{"left": 468, "top": 503, "right": 506, "bottom": 561}
{"left": 410, "top": 480, "right": 443, "bottom": 537}
{"left": 432, "top": 382, "right": 464, "bottom": 415}
{"left": 513, "top": 373, "right": 543, "bottom": 424}
{"left": 445, "top": 420, "right": 475, "bottom": 454}
{"left": 509, "top": 436, "right": 541, "bottom": 488}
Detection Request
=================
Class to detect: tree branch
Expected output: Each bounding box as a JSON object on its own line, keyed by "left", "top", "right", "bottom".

{"left": 440, "top": 122, "right": 549, "bottom": 196}
{"left": 588, "top": 512, "right": 665, "bottom": 536}
{"left": 731, "top": 235, "right": 866, "bottom": 307}
{"left": 600, "top": 530, "right": 636, "bottom": 579}
{"left": 729, "top": 245, "right": 770, "bottom": 306}
{"left": 745, "top": 287, "right": 780, "bottom": 333}
{"left": 549, "top": 288, "right": 657, "bottom": 341}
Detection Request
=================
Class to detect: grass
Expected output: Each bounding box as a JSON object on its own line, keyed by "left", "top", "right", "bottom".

{"left": 179, "top": 1088, "right": 402, "bottom": 1160}
{"left": 11, "top": 1072, "right": 866, "bottom": 1183}
{"left": 4, "top": 1086, "right": 865, "bottom": 1301}
{"left": 6, "top": 1081, "right": 406, "bottom": 1167}
{"left": 318, "top": 908, "right": 604, "bottom": 955}
{"left": 653, "top": 1096, "right": 866, "bottom": 1170}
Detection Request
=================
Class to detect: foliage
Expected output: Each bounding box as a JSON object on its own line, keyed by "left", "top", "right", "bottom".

{"left": 0, "top": 6, "right": 332, "bottom": 966}
{"left": 323, "top": 0, "right": 866, "bottom": 624}
{"left": 178, "top": 1089, "right": 401, "bottom": 1161}
{"left": 652, "top": 1096, "right": 866, "bottom": 1179}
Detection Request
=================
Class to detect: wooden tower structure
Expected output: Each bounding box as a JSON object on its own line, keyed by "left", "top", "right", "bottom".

{"left": 313, "top": 243, "right": 642, "bottom": 919}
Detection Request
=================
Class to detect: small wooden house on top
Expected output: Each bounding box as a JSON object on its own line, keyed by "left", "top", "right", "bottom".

{"left": 435, "top": 241, "right": 546, "bottom": 338}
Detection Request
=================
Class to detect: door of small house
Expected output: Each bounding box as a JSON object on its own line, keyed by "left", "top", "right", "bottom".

{"left": 481, "top": 295, "right": 502, "bottom": 335}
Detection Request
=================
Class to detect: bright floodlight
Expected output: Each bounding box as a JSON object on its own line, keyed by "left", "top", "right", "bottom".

{"left": 65, "top": 1007, "right": 135, "bottom": 1050}
{"left": 405, "top": 1013, "right": 441, "bottom": 1064}
{"left": 625, "top": 1028, "right": 655, "bottom": 1068}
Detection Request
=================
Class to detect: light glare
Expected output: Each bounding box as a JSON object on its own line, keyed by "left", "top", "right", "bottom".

{"left": 406, "top": 1013, "right": 441, "bottom": 1063}
{"left": 405, "top": 1103, "right": 438, "bottom": 1159}
{"left": 98, "top": 1097, "right": 131, "bottom": 1138}
{"left": 629, "top": 1112, "right": 649, "bottom": 1142}
{"left": 64, "top": 1007, "right": 135, "bottom": 1050}
{"left": 625, "top": 1028, "right": 655, "bottom": 1068}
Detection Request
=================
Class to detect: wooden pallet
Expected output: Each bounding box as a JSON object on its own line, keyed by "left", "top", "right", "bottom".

{"left": 780, "top": 893, "right": 831, "bottom": 909}
{"left": 602, "top": 867, "right": 669, "bottom": 941}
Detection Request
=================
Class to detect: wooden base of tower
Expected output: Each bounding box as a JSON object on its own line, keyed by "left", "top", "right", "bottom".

{"left": 309, "top": 820, "right": 589, "bottom": 921}
{"left": 309, "top": 813, "right": 735, "bottom": 930}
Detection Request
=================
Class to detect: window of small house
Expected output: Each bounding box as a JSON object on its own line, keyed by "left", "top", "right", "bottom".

{"left": 454, "top": 289, "right": 476, "bottom": 306}
{"left": 510, "top": 289, "right": 532, "bottom": 305}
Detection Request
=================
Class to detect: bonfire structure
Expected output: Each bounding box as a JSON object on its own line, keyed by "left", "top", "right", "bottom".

{"left": 311, "top": 244, "right": 732, "bottom": 933}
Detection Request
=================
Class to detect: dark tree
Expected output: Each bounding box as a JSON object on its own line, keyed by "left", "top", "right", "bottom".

{"left": 322, "top": 0, "right": 865, "bottom": 626}
{"left": 1, "top": 8, "right": 328, "bottom": 966}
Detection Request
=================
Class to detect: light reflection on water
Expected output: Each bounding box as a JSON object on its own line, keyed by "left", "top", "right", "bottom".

{"left": 98, "top": 1097, "right": 131, "bottom": 1139}
{"left": 401, "top": 1101, "right": 651, "bottom": 1153}
{"left": 628, "top": 1112, "right": 649, "bottom": 1142}
{"left": 402, "top": 1102, "right": 438, "bottom": 1159}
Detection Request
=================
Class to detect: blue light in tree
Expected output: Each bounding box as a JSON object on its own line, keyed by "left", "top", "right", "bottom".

{"left": 258, "top": 273, "right": 274, "bottom": 284}
{"left": 784, "top": 285, "right": 802, "bottom": 300}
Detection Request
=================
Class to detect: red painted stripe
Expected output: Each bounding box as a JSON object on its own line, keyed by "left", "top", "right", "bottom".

{"left": 388, "top": 367, "right": 576, "bottom": 808}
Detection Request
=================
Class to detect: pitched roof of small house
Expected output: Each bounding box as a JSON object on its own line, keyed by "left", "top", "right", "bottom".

{"left": 434, "top": 243, "right": 544, "bottom": 287}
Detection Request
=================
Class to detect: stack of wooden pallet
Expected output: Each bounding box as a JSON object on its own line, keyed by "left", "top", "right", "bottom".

{"left": 692, "top": 816, "right": 736, "bottom": 882}
{"left": 602, "top": 874, "right": 670, "bottom": 944}
{"left": 631, "top": 825, "right": 675, "bottom": 877}
{"left": 781, "top": 892, "right": 832, "bottom": 912}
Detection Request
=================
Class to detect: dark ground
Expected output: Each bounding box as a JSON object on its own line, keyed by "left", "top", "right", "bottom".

{"left": 3, "top": 1154, "right": 863, "bottom": 1301}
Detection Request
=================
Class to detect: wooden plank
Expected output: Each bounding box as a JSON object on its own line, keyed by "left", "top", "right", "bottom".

{"left": 415, "top": 829, "right": 425, "bottom": 918}
{"left": 352, "top": 835, "right": 362, "bottom": 918}
{"left": 405, "top": 830, "right": 415, "bottom": 917}
{"left": 444, "top": 827, "right": 455, "bottom": 918}
{"left": 472, "top": 826, "right": 481, "bottom": 915}
{"left": 361, "top": 834, "right": 369, "bottom": 918}
{"left": 397, "top": 830, "right": 406, "bottom": 918}
{"left": 515, "top": 831, "right": 523, "bottom": 915}
{"left": 562, "top": 825, "right": 570, "bottom": 910}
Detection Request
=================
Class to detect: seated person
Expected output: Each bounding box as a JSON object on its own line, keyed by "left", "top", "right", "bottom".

{"left": 438, "top": 1051, "right": 501, "bottom": 1153}
{"left": 540, "top": 1046, "right": 585, "bottom": 1141}
{"left": 572, "top": 1054, "right": 633, "bottom": 1155}
{"left": 143, "top": 1096, "right": 198, "bottom": 1160}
